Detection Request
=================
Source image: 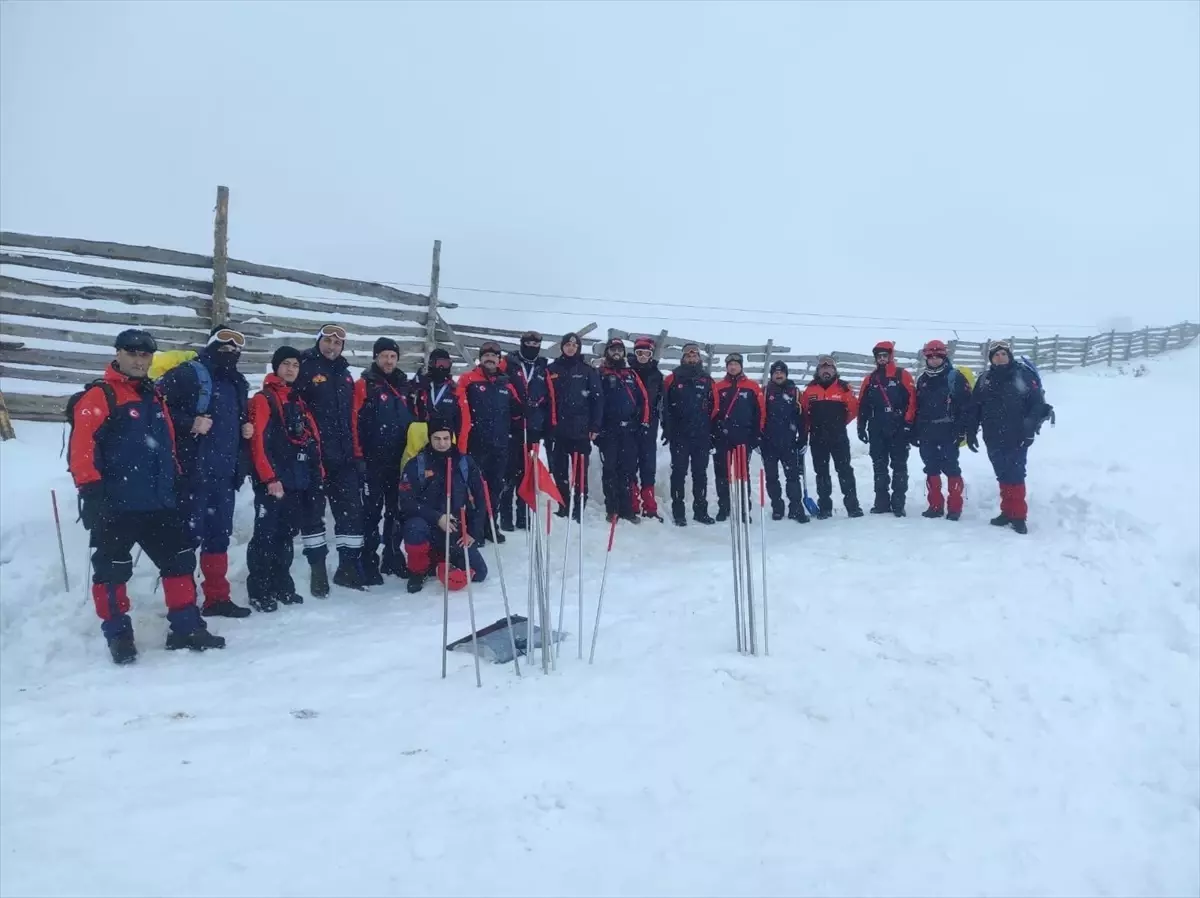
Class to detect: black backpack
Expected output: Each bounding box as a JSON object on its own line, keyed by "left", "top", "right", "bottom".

{"left": 61, "top": 380, "right": 118, "bottom": 465}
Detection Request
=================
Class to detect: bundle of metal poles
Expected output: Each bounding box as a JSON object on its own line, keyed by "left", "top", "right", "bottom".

{"left": 726, "top": 444, "right": 769, "bottom": 656}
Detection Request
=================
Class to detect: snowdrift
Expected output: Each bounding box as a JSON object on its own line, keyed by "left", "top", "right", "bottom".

{"left": 1, "top": 348, "right": 1197, "bottom": 897}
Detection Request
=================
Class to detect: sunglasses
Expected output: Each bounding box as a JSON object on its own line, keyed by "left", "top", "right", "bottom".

{"left": 207, "top": 328, "right": 246, "bottom": 349}
{"left": 318, "top": 325, "right": 347, "bottom": 341}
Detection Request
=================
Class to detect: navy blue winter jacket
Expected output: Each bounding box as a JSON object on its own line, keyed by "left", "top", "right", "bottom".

{"left": 294, "top": 344, "right": 358, "bottom": 467}
{"left": 157, "top": 350, "right": 249, "bottom": 485}
{"left": 398, "top": 447, "right": 488, "bottom": 544}
{"left": 629, "top": 358, "right": 664, "bottom": 424}
{"left": 965, "top": 362, "right": 1050, "bottom": 451}
{"left": 458, "top": 366, "right": 521, "bottom": 451}
{"left": 501, "top": 352, "right": 556, "bottom": 442}
{"left": 914, "top": 365, "right": 973, "bottom": 441}
{"left": 352, "top": 364, "right": 412, "bottom": 470}
{"left": 763, "top": 380, "right": 805, "bottom": 452}
{"left": 547, "top": 354, "right": 603, "bottom": 441}
{"left": 598, "top": 361, "right": 650, "bottom": 435}
{"left": 662, "top": 363, "right": 714, "bottom": 444}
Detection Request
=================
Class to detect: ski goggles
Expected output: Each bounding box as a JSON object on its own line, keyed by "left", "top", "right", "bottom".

{"left": 432, "top": 357, "right": 453, "bottom": 370}
{"left": 206, "top": 328, "right": 246, "bottom": 349}
{"left": 317, "top": 324, "right": 348, "bottom": 341}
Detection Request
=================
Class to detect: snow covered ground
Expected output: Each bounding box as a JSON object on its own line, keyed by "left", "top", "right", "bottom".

{"left": 1, "top": 348, "right": 1197, "bottom": 897}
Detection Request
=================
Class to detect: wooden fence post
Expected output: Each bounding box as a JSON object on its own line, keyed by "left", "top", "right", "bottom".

{"left": 653, "top": 328, "right": 668, "bottom": 361}
{"left": 761, "top": 338, "right": 774, "bottom": 386}
{"left": 1106, "top": 329, "right": 1115, "bottom": 366}
{"left": 1124, "top": 331, "right": 1133, "bottom": 360}
{"left": 1081, "top": 335, "right": 1092, "bottom": 366}
{"left": 1141, "top": 326, "right": 1150, "bottom": 357}
{"left": 423, "top": 239, "right": 442, "bottom": 359}
{"left": 0, "top": 390, "right": 16, "bottom": 440}
{"left": 211, "top": 185, "right": 230, "bottom": 327}
{"left": 1050, "top": 334, "right": 1060, "bottom": 371}
{"left": 1030, "top": 335, "right": 1040, "bottom": 367}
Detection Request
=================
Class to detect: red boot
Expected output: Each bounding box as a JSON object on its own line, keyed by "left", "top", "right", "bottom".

{"left": 1009, "top": 483, "right": 1028, "bottom": 533}
{"left": 640, "top": 485, "right": 659, "bottom": 519}
{"left": 946, "top": 476, "right": 964, "bottom": 521}
{"left": 922, "top": 475, "right": 944, "bottom": 518}
{"left": 991, "top": 484, "right": 1013, "bottom": 527}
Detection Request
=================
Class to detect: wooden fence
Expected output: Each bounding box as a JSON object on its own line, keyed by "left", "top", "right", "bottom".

{"left": 0, "top": 186, "right": 1195, "bottom": 430}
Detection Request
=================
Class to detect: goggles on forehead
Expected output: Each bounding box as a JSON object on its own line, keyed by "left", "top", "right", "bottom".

{"left": 207, "top": 328, "right": 246, "bottom": 349}
{"left": 318, "top": 324, "right": 347, "bottom": 341}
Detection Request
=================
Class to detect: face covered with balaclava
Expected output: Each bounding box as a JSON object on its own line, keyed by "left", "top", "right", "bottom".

{"left": 520, "top": 331, "right": 542, "bottom": 363}
{"left": 205, "top": 327, "right": 245, "bottom": 372}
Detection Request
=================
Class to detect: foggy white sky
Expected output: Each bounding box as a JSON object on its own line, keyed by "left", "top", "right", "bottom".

{"left": 1, "top": 0, "right": 1197, "bottom": 351}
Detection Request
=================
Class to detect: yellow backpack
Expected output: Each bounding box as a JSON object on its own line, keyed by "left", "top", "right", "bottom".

{"left": 149, "top": 349, "right": 198, "bottom": 381}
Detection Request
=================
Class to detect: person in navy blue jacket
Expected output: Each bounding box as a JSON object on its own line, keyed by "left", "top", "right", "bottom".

{"left": 629, "top": 336, "right": 664, "bottom": 519}
{"left": 596, "top": 338, "right": 650, "bottom": 523}
{"left": 69, "top": 330, "right": 225, "bottom": 664}
{"left": 662, "top": 342, "right": 716, "bottom": 526}
{"left": 409, "top": 348, "right": 462, "bottom": 433}
{"left": 762, "top": 361, "right": 809, "bottom": 522}
{"left": 498, "top": 331, "right": 556, "bottom": 532}
{"left": 352, "top": 337, "right": 413, "bottom": 585}
{"left": 857, "top": 340, "right": 918, "bottom": 516}
{"left": 293, "top": 324, "right": 365, "bottom": 594}
{"left": 158, "top": 326, "right": 252, "bottom": 619}
{"left": 912, "top": 340, "right": 972, "bottom": 521}
{"left": 398, "top": 417, "right": 489, "bottom": 594}
{"left": 547, "top": 332, "right": 602, "bottom": 520}
{"left": 964, "top": 340, "right": 1052, "bottom": 534}
{"left": 711, "top": 353, "right": 765, "bottom": 522}
{"left": 458, "top": 341, "right": 522, "bottom": 542}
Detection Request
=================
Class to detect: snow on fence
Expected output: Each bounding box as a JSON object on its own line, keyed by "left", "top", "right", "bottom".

{"left": 604, "top": 322, "right": 1200, "bottom": 387}
{"left": 0, "top": 184, "right": 1195, "bottom": 432}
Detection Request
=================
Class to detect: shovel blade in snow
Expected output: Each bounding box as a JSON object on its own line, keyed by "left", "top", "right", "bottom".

{"left": 804, "top": 496, "right": 820, "bottom": 516}
{"left": 446, "top": 615, "right": 564, "bottom": 664}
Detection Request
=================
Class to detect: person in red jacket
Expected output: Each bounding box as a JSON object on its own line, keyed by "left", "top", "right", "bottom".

{"left": 246, "top": 346, "right": 325, "bottom": 611}
{"left": 711, "top": 352, "right": 765, "bottom": 522}
{"left": 857, "top": 340, "right": 917, "bottom": 516}
{"left": 800, "top": 355, "right": 863, "bottom": 519}
{"left": 457, "top": 341, "right": 522, "bottom": 541}
{"left": 68, "top": 329, "right": 226, "bottom": 665}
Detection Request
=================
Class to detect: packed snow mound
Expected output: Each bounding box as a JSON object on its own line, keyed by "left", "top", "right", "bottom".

{"left": 1, "top": 348, "right": 1197, "bottom": 897}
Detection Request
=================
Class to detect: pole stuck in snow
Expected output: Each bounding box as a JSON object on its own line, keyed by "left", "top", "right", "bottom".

{"left": 481, "top": 479, "right": 521, "bottom": 677}
{"left": 555, "top": 449, "right": 575, "bottom": 663}
{"left": 50, "top": 489, "right": 69, "bottom": 592}
{"left": 727, "top": 444, "right": 762, "bottom": 656}
{"left": 441, "top": 457, "right": 452, "bottom": 680}
{"left": 459, "top": 506, "right": 483, "bottom": 688}
{"left": 741, "top": 446, "right": 757, "bottom": 656}
{"left": 759, "top": 467, "right": 769, "bottom": 656}
{"left": 727, "top": 448, "right": 744, "bottom": 652}
{"left": 588, "top": 512, "right": 619, "bottom": 664}
{"left": 575, "top": 452, "right": 585, "bottom": 661}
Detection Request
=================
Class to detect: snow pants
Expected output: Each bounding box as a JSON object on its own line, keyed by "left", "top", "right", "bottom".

{"left": 246, "top": 487, "right": 303, "bottom": 603}
{"left": 919, "top": 435, "right": 964, "bottom": 514}
{"left": 762, "top": 445, "right": 802, "bottom": 515}
{"left": 402, "top": 517, "right": 488, "bottom": 581}
{"left": 810, "top": 436, "right": 860, "bottom": 515}
{"left": 361, "top": 464, "right": 400, "bottom": 572}
{"left": 988, "top": 444, "right": 1030, "bottom": 520}
{"left": 668, "top": 436, "right": 711, "bottom": 516}
{"left": 89, "top": 509, "right": 202, "bottom": 640}
{"left": 183, "top": 476, "right": 236, "bottom": 607}
{"left": 301, "top": 461, "right": 363, "bottom": 565}
{"left": 635, "top": 415, "right": 659, "bottom": 488}
{"left": 713, "top": 440, "right": 752, "bottom": 516}
{"left": 869, "top": 430, "right": 909, "bottom": 511}
{"left": 551, "top": 436, "right": 592, "bottom": 511}
{"left": 472, "top": 441, "right": 509, "bottom": 528}
{"left": 498, "top": 437, "right": 531, "bottom": 530}
{"left": 597, "top": 427, "right": 638, "bottom": 517}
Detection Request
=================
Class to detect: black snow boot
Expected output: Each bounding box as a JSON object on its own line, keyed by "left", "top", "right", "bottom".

{"left": 815, "top": 509, "right": 833, "bottom": 520}
{"left": 771, "top": 502, "right": 785, "bottom": 521}
{"left": 202, "top": 599, "right": 251, "bottom": 619}
{"left": 1011, "top": 520, "right": 1028, "bottom": 535}
{"left": 361, "top": 554, "right": 384, "bottom": 587}
{"left": 922, "top": 507, "right": 944, "bottom": 519}
{"left": 107, "top": 633, "right": 137, "bottom": 665}
{"left": 788, "top": 507, "right": 810, "bottom": 524}
{"left": 407, "top": 574, "right": 426, "bottom": 594}
{"left": 990, "top": 513, "right": 1012, "bottom": 527}
{"left": 380, "top": 551, "right": 408, "bottom": 578}
{"left": 672, "top": 495, "right": 687, "bottom": 526}
{"left": 555, "top": 505, "right": 570, "bottom": 518}
{"left": 249, "top": 595, "right": 278, "bottom": 613}
{"left": 166, "top": 626, "right": 226, "bottom": 652}
{"left": 870, "top": 495, "right": 891, "bottom": 514}
{"left": 333, "top": 557, "right": 366, "bottom": 591}
{"left": 310, "top": 562, "right": 330, "bottom": 598}
{"left": 277, "top": 592, "right": 304, "bottom": 605}
{"left": 845, "top": 500, "right": 864, "bottom": 518}
{"left": 946, "top": 511, "right": 961, "bottom": 522}
{"left": 693, "top": 504, "right": 716, "bottom": 525}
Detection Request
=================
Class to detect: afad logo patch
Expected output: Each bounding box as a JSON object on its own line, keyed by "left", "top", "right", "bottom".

{"left": 128, "top": 408, "right": 141, "bottom": 419}
{"left": 313, "top": 374, "right": 328, "bottom": 384}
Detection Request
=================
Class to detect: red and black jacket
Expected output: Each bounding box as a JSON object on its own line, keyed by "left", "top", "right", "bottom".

{"left": 801, "top": 377, "right": 859, "bottom": 445}
{"left": 500, "top": 352, "right": 557, "bottom": 443}
{"left": 857, "top": 353, "right": 917, "bottom": 438}
{"left": 711, "top": 374, "right": 765, "bottom": 448}
{"left": 69, "top": 364, "right": 180, "bottom": 513}
{"left": 457, "top": 366, "right": 521, "bottom": 452}
{"left": 248, "top": 374, "right": 324, "bottom": 492}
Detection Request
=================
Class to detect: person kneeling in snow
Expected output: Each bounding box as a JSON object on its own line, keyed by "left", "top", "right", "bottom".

{"left": 963, "top": 340, "right": 1052, "bottom": 535}
{"left": 398, "top": 418, "right": 489, "bottom": 594}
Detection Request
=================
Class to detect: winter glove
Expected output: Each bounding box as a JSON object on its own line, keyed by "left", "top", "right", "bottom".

{"left": 857, "top": 426, "right": 869, "bottom": 445}
{"left": 660, "top": 433, "right": 670, "bottom": 447}
{"left": 78, "top": 483, "right": 106, "bottom": 532}
{"left": 966, "top": 433, "right": 980, "bottom": 453}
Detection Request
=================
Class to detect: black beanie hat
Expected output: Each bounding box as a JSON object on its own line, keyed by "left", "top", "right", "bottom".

{"left": 427, "top": 414, "right": 453, "bottom": 439}
{"left": 429, "top": 348, "right": 452, "bottom": 365}
{"left": 373, "top": 337, "right": 400, "bottom": 358}
{"left": 272, "top": 345, "right": 301, "bottom": 372}
{"left": 770, "top": 360, "right": 788, "bottom": 376}
{"left": 560, "top": 332, "right": 581, "bottom": 349}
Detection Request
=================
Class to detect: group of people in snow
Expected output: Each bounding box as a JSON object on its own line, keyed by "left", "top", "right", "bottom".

{"left": 67, "top": 326, "right": 1052, "bottom": 665}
